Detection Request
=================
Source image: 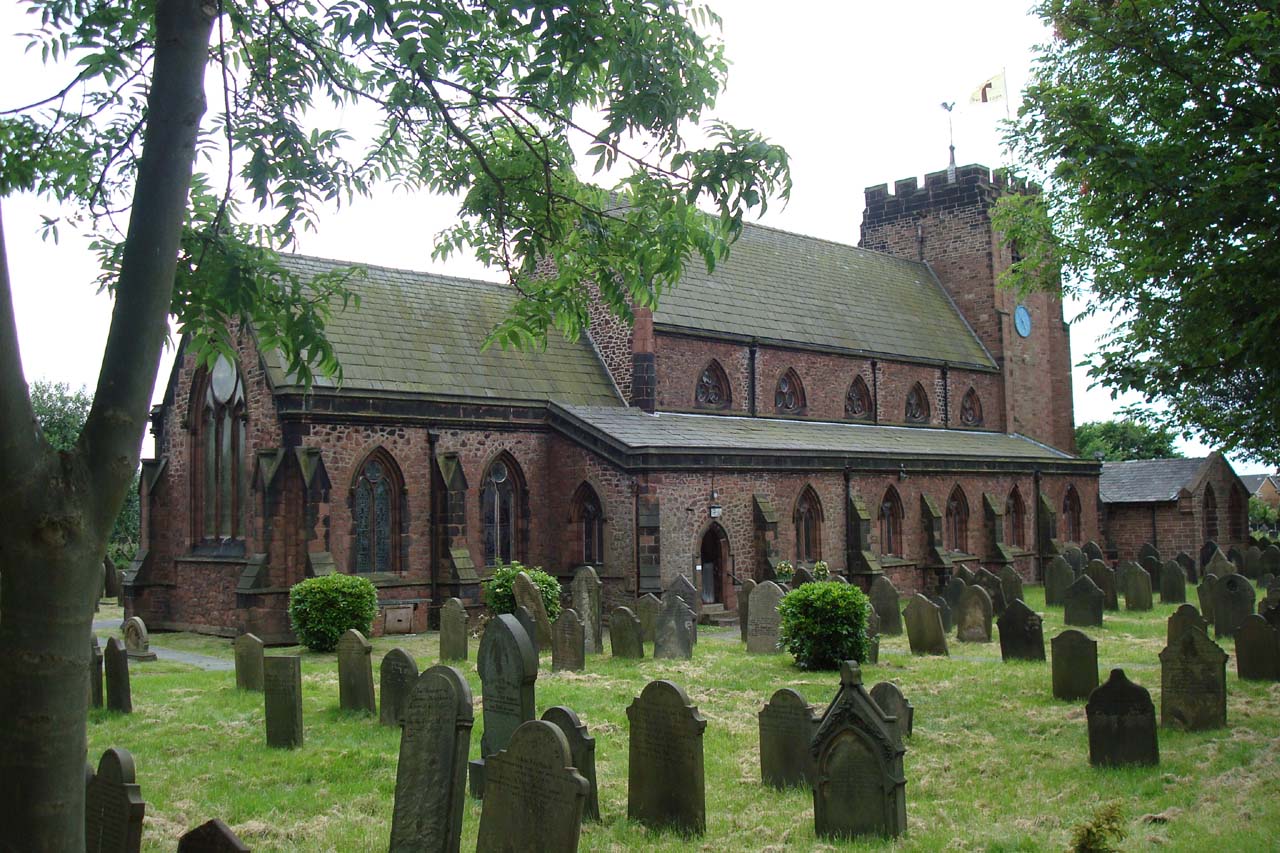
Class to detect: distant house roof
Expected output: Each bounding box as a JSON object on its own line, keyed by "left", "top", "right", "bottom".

{"left": 651, "top": 223, "right": 996, "bottom": 369}
{"left": 1099, "top": 457, "right": 1212, "bottom": 504}
{"left": 1240, "top": 473, "right": 1280, "bottom": 494}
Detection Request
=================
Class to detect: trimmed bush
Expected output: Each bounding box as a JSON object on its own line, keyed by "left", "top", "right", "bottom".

{"left": 483, "top": 561, "right": 562, "bottom": 621}
{"left": 777, "top": 580, "right": 871, "bottom": 670}
{"left": 288, "top": 574, "right": 378, "bottom": 652}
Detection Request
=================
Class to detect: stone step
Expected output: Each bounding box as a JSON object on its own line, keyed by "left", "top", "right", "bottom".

{"left": 702, "top": 612, "right": 739, "bottom": 627}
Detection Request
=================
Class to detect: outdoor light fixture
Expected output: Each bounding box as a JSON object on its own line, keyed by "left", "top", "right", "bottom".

{"left": 709, "top": 489, "right": 722, "bottom": 518}
{"left": 899, "top": 464, "right": 908, "bottom": 481}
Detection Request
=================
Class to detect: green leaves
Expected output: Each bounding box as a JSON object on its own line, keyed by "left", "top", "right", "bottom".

{"left": 777, "top": 581, "right": 871, "bottom": 670}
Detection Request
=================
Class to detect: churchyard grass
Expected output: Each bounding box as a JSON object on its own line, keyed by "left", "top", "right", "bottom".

{"left": 89, "top": 587, "right": 1280, "bottom": 851}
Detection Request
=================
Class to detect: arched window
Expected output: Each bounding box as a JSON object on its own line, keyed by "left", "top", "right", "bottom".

{"left": 1062, "top": 485, "right": 1083, "bottom": 543}
{"left": 695, "top": 360, "right": 731, "bottom": 410}
{"left": 572, "top": 482, "right": 605, "bottom": 565}
{"left": 794, "top": 486, "right": 823, "bottom": 564}
{"left": 905, "top": 382, "right": 931, "bottom": 424}
{"left": 193, "top": 355, "right": 246, "bottom": 543}
{"left": 879, "top": 487, "right": 904, "bottom": 557}
{"left": 946, "top": 486, "right": 969, "bottom": 553}
{"left": 960, "top": 387, "right": 983, "bottom": 427}
{"left": 1005, "top": 486, "right": 1026, "bottom": 549}
{"left": 845, "top": 375, "right": 872, "bottom": 420}
{"left": 1228, "top": 486, "right": 1245, "bottom": 541}
{"left": 481, "top": 455, "right": 524, "bottom": 566}
{"left": 775, "top": 369, "right": 806, "bottom": 414}
{"left": 1203, "top": 484, "right": 1218, "bottom": 542}
{"left": 352, "top": 450, "right": 403, "bottom": 573}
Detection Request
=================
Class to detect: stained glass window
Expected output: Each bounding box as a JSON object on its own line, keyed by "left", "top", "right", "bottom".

{"left": 845, "top": 375, "right": 872, "bottom": 420}
{"left": 946, "top": 487, "right": 969, "bottom": 553}
{"left": 775, "top": 369, "right": 805, "bottom": 413}
{"left": 795, "top": 487, "right": 822, "bottom": 563}
{"left": 196, "top": 356, "right": 245, "bottom": 542}
{"left": 695, "top": 361, "right": 730, "bottom": 409}
{"left": 1062, "top": 485, "right": 1083, "bottom": 544}
{"left": 483, "top": 458, "right": 520, "bottom": 566}
{"left": 576, "top": 484, "right": 605, "bottom": 564}
{"left": 905, "top": 383, "right": 930, "bottom": 423}
{"left": 1005, "top": 488, "right": 1026, "bottom": 549}
{"left": 353, "top": 454, "right": 400, "bottom": 573}
{"left": 960, "top": 388, "right": 983, "bottom": 427}
{"left": 879, "top": 488, "right": 903, "bottom": 557}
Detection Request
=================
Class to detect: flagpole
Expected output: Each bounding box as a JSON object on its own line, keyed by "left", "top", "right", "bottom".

{"left": 941, "top": 101, "right": 956, "bottom": 183}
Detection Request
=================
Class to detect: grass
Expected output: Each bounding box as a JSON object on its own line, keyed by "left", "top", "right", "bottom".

{"left": 88, "top": 586, "right": 1280, "bottom": 851}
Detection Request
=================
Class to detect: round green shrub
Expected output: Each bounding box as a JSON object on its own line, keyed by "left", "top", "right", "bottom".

{"left": 482, "top": 561, "right": 562, "bottom": 621}
{"left": 288, "top": 574, "right": 378, "bottom": 652}
{"left": 777, "top": 580, "right": 870, "bottom": 669}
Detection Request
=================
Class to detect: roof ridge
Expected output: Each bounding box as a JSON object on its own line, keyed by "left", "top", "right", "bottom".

{"left": 281, "top": 252, "right": 510, "bottom": 291}
{"left": 736, "top": 219, "right": 929, "bottom": 269}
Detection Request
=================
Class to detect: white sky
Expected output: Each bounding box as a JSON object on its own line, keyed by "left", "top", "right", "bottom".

{"left": 0, "top": 1, "right": 1265, "bottom": 472}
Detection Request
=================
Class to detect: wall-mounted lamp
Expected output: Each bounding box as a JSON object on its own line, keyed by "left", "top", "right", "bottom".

{"left": 898, "top": 464, "right": 908, "bottom": 481}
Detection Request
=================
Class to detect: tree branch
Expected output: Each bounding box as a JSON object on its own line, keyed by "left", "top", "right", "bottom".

{"left": 0, "top": 204, "right": 42, "bottom": 489}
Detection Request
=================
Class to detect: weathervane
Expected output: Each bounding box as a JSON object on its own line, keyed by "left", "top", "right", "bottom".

{"left": 941, "top": 101, "right": 957, "bottom": 183}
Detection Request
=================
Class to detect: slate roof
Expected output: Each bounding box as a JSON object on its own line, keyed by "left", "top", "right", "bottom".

{"left": 651, "top": 223, "right": 995, "bottom": 369}
{"left": 1240, "top": 473, "right": 1277, "bottom": 494}
{"left": 262, "top": 255, "right": 622, "bottom": 407}
{"left": 1099, "top": 457, "right": 1210, "bottom": 503}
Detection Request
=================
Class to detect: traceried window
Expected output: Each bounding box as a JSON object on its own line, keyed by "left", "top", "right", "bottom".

{"left": 1062, "top": 484, "right": 1083, "bottom": 544}
{"left": 482, "top": 456, "right": 523, "bottom": 566}
{"left": 1005, "top": 487, "right": 1026, "bottom": 549}
{"left": 1203, "top": 484, "right": 1219, "bottom": 542}
{"left": 352, "top": 451, "right": 402, "bottom": 573}
{"left": 879, "top": 487, "right": 904, "bottom": 557}
{"left": 794, "top": 486, "right": 822, "bottom": 564}
{"left": 960, "top": 387, "right": 983, "bottom": 427}
{"left": 845, "top": 375, "right": 872, "bottom": 420}
{"left": 573, "top": 483, "right": 605, "bottom": 565}
{"left": 905, "top": 383, "right": 930, "bottom": 424}
{"left": 695, "top": 360, "right": 731, "bottom": 410}
{"left": 194, "top": 355, "right": 246, "bottom": 542}
{"left": 775, "top": 369, "right": 806, "bottom": 414}
{"left": 945, "top": 486, "right": 970, "bottom": 553}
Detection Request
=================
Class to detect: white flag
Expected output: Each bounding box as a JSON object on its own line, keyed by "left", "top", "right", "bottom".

{"left": 970, "top": 72, "right": 1007, "bottom": 104}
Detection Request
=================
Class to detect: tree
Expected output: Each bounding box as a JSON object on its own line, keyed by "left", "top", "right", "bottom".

{"left": 0, "top": 1, "right": 790, "bottom": 846}
{"left": 994, "top": 0, "right": 1280, "bottom": 465}
{"left": 1075, "top": 419, "right": 1182, "bottom": 462}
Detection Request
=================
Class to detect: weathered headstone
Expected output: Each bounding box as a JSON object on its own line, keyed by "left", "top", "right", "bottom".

{"left": 1160, "top": 627, "right": 1227, "bottom": 731}
{"left": 903, "top": 594, "right": 948, "bottom": 656}
{"left": 439, "top": 597, "right": 469, "bottom": 662}
{"left": 609, "top": 606, "right": 644, "bottom": 659}
{"left": 955, "top": 564, "right": 976, "bottom": 586}
{"left": 627, "top": 680, "right": 707, "bottom": 836}
{"left": 1206, "top": 548, "right": 1235, "bottom": 578}
{"left": 654, "top": 594, "right": 694, "bottom": 660}
{"left": 103, "top": 556, "right": 120, "bottom": 599}
{"left": 1213, "top": 573, "right": 1256, "bottom": 638}
{"left": 1261, "top": 586, "right": 1280, "bottom": 628}
{"left": 337, "top": 629, "right": 377, "bottom": 715}
{"left": 233, "top": 633, "right": 264, "bottom": 692}
{"left": 929, "top": 594, "right": 953, "bottom": 632}
{"left": 176, "top": 818, "right": 250, "bottom": 853}
{"left": 122, "top": 616, "right": 157, "bottom": 662}
{"left": 475, "top": 720, "right": 589, "bottom": 853}
{"left": 1051, "top": 630, "right": 1098, "bottom": 701}
{"left": 746, "top": 581, "right": 785, "bottom": 654}
{"left": 85, "top": 747, "right": 146, "bottom": 853}
{"left": 974, "top": 567, "right": 1007, "bottom": 616}
{"left": 1064, "top": 574, "right": 1105, "bottom": 628}
{"left": 1045, "top": 556, "right": 1074, "bottom": 606}
{"left": 1080, "top": 542, "right": 1102, "bottom": 566}
{"left": 514, "top": 605, "right": 539, "bottom": 656}
{"left": 758, "top": 688, "right": 820, "bottom": 790}
{"left": 997, "top": 598, "right": 1045, "bottom": 662}
{"left": 470, "top": 614, "right": 538, "bottom": 798}
{"left": 1200, "top": 539, "right": 1219, "bottom": 571}
{"left": 264, "top": 655, "right": 303, "bottom": 748}
{"left": 1140, "top": 555, "right": 1162, "bottom": 586}
{"left": 571, "top": 565, "right": 603, "bottom": 654}
{"left": 1242, "top": 544, "right": 1262, "bottom": 579}
{"left": 1235, "top": 615, "right": 1280, "bottom": 681}
{"left": 942, "top": 576, "right": 966, "bottom": 611}
{"left": 737, "top": 578, "right": 756, "bottom": 644}
{"left": 1124, "top": 568, "right": 1153, "bottom": 612}
{"left": 552, "top": 608, "right": 586, "bottom": 673}
{"left": 1115, "top": 560, "right": 1140, "bottom": 593}
{"left": 1262, "top": 545, "right": 1280, "bottom": 580}
{"left": 1160, "top": 560, "right": 1187, "bottom": 604}
{"left": 636, "top": 593, "right": 661, "bottom": 645}
{"left": 1176, "top": 550, "right": 1197, "bottom": 584}
{"left": 1138, "top": 542, "right": 1161, "bottom": 565}
{"left": 955, "top": 584, "right": 993, "bottom": 643}
{"left": 1085, "top": 669, "right": 1159, "bottom": 767}
{"left": 379, "top": 648, "right": 419, "bottom": 728}
{"left": 1198, "top": 573, "right": 1219, "bottom": 625}
{"left": 869, "top": 575, "right": 902, "bottom": 636}
{"left": 90, "top": 635, "right": 104, "bottom": 709}
{"left": 664, "top": 574, "right": 699, "bottom": 643}
{"left": 791, "top": 566, "right": 814, "bottom": 588}
{"left": 1168, "top": 604, "right": 1210, "bottom": 646}
{"left": 513, "top": 571, "right": 554, "bottom": 648}
{"left": 542, "top": 706, "right": 600, "bottom": 822}
{"left": 865, "top": 605, "right": 881, "bottom": 665}
{"left": 1085, "top": 560, "right": 1118, "bottom": 611}
{"left": 1062, "top": 545, "right": 1085, "bottom": 573}
{"left": 869, "top": 681, "right": 914, "bottom": 740}
{"left": 811, "top": 661, "right": 907, "bottom": 840}
{"left": 104, "top": 637, "right": 131, "bottom": 714}
{"left": 1228, "top": 546, "right": 1245, "bottom": 573}
{"left": 999, "top": 565, "right": 1024, "bottom": 609}
{"left": 389, "top": 665, "right": 473, "bottom": 853}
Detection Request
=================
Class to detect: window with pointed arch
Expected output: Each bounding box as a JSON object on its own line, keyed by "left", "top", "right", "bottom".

{"left": 1203, "top": 484, "right": 1219, "bottom": 542}
{"left": 905, "top": 383, "right": 930, "bottom": 424}
{"left": 572, "top": 482, "right": 605, "bottom": 565}
{"left": 352, "top": 450, "right": 404, "bottom": 573}
{"left": 794, "top": 486, "right": 823, "bottom": 564}
{"left": 1228, "top": 486, "right": 1245, "bottom": 541}
{"left": 1005, "top": 486, "right": 1026, "bottom": 549}
{"left": 193, "top": 355, "right": 247, "bottom": 543}
{"left": 945, "top": 486, "right": 970, "bottom": 553}
{"left": 845, "top": 375, "right": 872, "bottom": 420}
{"left": 960, "top": 387, "right": 983, "bottom": 427}
{"left": 695, "top": 360, "right": 731, "bottom": 410}
{"left": 879, "top": 487, "right": 904, "bottom": 557}
{"left": 482, "top": 455, "right": 524, "bottom": 566}
{"left": 775, "top": 368, "right": 806, "bottom": 414}
{"left": 1061, "top": 484, "right": 1083, "bottom": 543}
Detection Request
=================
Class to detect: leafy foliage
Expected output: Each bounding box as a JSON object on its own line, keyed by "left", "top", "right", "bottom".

{"left": 1250, "top": 496, "right": 1278, "bottom": 527}
{"left": 996, "top": 0, "right": 1280, "bottom": 464}
{"left": 777, "top": 581, "right": 870, "bottom": 670}
{"left": 482, "top": 562, "right": 562, "bottom": 622}
{"left": 1075, "top": 419, "right": 1182, "bottom": 462}
{"left": 287, "top": 574, "right": 378, "bottom": 653}
{"left": 1069, "top": 801, "right": 1127, "bottom": 853}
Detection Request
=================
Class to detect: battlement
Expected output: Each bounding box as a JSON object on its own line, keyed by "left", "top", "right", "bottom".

{"left": 863, "top": 164, "right": 1033, "bottom": 223}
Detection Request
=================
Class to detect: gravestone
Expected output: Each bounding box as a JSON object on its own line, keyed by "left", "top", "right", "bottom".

{"left": 1116, "top": 559, "right": 1142, "bottom": 592}
{"left": 1206, "top": 548, "right": 1235, "bottom": 578}
{"left": 609, "top": 606, "right": 644, "bottom": 658}
{"left": 1080, "top": 542, "right": 1102, "bottom": 566}
{"left": 737, "top": 579, "right": 756, "bottom": 644}
{"left": 264, "top": 656, "right": 303, "bottom": 748}
{"left": 636, "top": 593, "right": 661, "bottom": 645}
{"left": 929, "top": 595, "right": 953, "bottom": 633}
{"left": 627, "top": 680, "right": 707, "bottom": 836}
{"left": 997, "top": 598, "right": 1045, "bottom": 662}
{"left": 470, "top": 614, "right": 538, "bottom": 798}
{"left": 1198, "top": 574, "right": 1219, "bottom": 625}
{"left": 1262, "top": 587, "right": 1280, "bottom": 629}
{"left": 1263, "top": 545, "right": 1280, "bottom": 579}
{"left": 233, "top": 633, "right": 264, "bottom": 692}
{"left": 1085, "top": 560, "right": 1118, "bottom": 610}
{"left": 664, "top": 574, "right": 699, "bottom": 643}
{"left": 1045, "top": 556, "right": 1074, "bottom": 606}
{"left": 1259, "top": 573, "right": 1276, "bottom": 594}
{"left": 379, "top": 648, "right": 419, "bottom": 728}
{"left": 865, "top": 606, "right": 881, "bottom": 665}
{"left": 1160, "top": 560, "right": 1187, "bottom": 604}
{"left": 758, "top": 688, "right": 820, "bottom": 790}
{"left": 475, "top": 720, "right": 589, "bottom": 853}
{"left": 1200, "top": 539, "right": 1219, "bottom": 570}
{"left": 122, "top": 616, "right": 157, "bottom": 662}
{"left": 389, "top": 665, "right": 473, "bottom": 853}
{"left": 439, "top": 597, "right": 469, "bottom": 662}
{"left": 903, "top": 594, "right": 948, "bottom": 656}
{"left": 1063, "top": 545, "right": 1085, "bottom": 573}
{"left": 975, "top": 568, "right": 1007, "bottom": 616}
{"left": 1140, "top": 555, "right": 1162, "bottom": 586}
{"left": 542, "top": 706, "right": 600, "bottom": 822}
{"left": 869, "top": 681, "right": 914, "bottom": 740}
{"left": 1064, "top": 575, "right": 1105, "bottom": 628}
{"left": 1235, "top": 615, "right": 1280, "bottom": 681}
{"left": 1213, "top": 573, "right": 1256, "bottom": 638}
{"left": 999, "top": 565, "right": 1024, "bottom": 609}
{"left": 337, "top": 629, "right": 377, "bottom": 715}
{"left": 869, "top": 575, "right": 902, "bottom": 636}
{"left": 513, "top": 572, "right": 554, "bottom": 648}
{"left": 955, "top": 564, "right": 976, "bottom": 585}
{"left": 1051, "top": 630, "right": 1098, "bottom": 700}
{"left": 793, "top": 566, "right": 815, "bottom": 587}
{"left": 90, "top": 635, "right": 103, "bottom": 709}
{"left": 1176, "top": 551, "right": 1197, "bottom": 583}
{"left": 177, "top": 818, "right": 250, "bottom": 853}
{"left": 955, "top": 584, "right": 993, "bottom": 643}
{"left": 514, "top": 605, "right": 539, "bottom": 656}
{"left": 103, "top": 556, "right": 120, "bottom": 599}
{"left": 552, "top": 608, "right": 586, "bottom": 673}
{"left": 104, "top": 637, "right": 131, "bottom": 714}
{"left": 1124, "top": 568, "right": 1153, "bottom": 612}
{"left": 1244, "top": 546, "right": 1263, "bottom": 579}
{"left": 85, "top": 747, "right": 145, "bottom": 853}
{"left": 811, "top": 661, "right": 907, "bottom": 840}
{"left": 1085, "top": 669, "right": 1159, "bottom": 767}
{"left": 654, "top": 594, "right": 695, "bottom": 660}
{"left": 1139, "top": 542, "right": 1161, "bottom": 565}
{"left": 942, "top": 576, "right": 966, "bottom": 611}
{"left": 1160, "top": 627, "right": 1227, "bottom": 731}
{"left": 747, "top": 581, "right": 785, "bottom": 654}
{"left": 1168, "top": 604, "right": 1210, "bottom": 646}
{"left": 1228, "top": 546, "right": 1245, "bottom": 573}
{"left": 571, "top": 565, "right": 603, "bottom": 654}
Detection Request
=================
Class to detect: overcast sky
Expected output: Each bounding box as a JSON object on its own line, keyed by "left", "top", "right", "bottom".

{"left": 0, "top": 1, "right": 1263, "bottom": 471}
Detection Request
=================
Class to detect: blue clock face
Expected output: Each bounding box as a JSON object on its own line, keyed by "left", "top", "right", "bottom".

{"left": 1015, "top": 305, "right": 1032, "bottom": 338}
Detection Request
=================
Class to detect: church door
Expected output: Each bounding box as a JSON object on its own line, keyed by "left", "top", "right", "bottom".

{"left": 700, "top": 525, "right": 728, "bottom": 605}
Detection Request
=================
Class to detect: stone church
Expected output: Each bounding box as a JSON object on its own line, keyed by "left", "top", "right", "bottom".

{"left": 125, "top": 164, "right": 1100, "bottom": 641}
